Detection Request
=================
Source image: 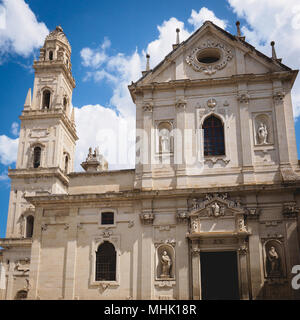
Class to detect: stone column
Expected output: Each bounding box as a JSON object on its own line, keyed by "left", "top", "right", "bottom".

{"left": 63, "top": 207, "right": 78, "bottom": 300}
{"left": 176, "top": 211, "right": 189, "bottom": 299}
{"left": 191, "top": 240, "right": 201, "bottom": 300}
{"left": 175, "top": 93, "right": 187, "bottom": 188}
{"left": 282, "top": 206, "right": 300, "bottom": 299}
{"left": 27, "top": 207, "right": 43, "bottom": 299}
{"left": 5, "top": 261, "right": 15, "bottom": 300}
{"left": 140, "top": 209, "right": 154, "bottom": 299}
{"left": 237, "top": 83, "right": 255, "bottom": 184}
{"left": 141, "top": 102, "right": 153, "bottom": 190}
{"left": 247, "top": 211, "right": 263, "bottom": 299}
{"left": 238, "top": 242, "right": 250, "bottom": 300}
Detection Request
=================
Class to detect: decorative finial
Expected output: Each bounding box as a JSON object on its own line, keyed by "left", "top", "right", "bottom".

{"left": 56, "top": 25, "right": 63, "bottom": 32}
{"left": 176, "top": 28, "right": 180, "bottom": 45}
{"left": 271, "top": 41, "right": 277, "bottom": 60}
{"left": 236, "top": 21, "right": 241, "bottom": 37}
{"left": 146, "top": 54, "right": 150, "bottom": 71}
{"left": 24, "top": 88, "right": 32, "bottom": 109}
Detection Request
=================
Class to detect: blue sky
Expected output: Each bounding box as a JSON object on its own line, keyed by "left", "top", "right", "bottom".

{"left": 1, "top": 0, "right": 300, "bottom": 237}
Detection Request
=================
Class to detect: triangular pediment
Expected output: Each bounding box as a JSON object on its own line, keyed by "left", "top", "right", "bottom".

{"left": 189, "top": 193, "right": 245, "bottom": 218}
{"left": 136, "top": 21, "right": 291, "bottom": 86}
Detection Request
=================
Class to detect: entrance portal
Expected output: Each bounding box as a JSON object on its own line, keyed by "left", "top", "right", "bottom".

{"left": 200, "top": 251, "right": 240, "bottom": 300}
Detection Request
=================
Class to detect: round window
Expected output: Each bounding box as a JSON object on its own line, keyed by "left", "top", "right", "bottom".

{"left": 196, "top": 48, "right": 221, "bottom": 64}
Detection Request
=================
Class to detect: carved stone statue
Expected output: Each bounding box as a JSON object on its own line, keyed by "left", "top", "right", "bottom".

{"left": 192, "top": 219, "right": 198, "bottom": 232}
{"left": 160, "top": 251, "right": 172, "bottom": 278}
{"left": 192, "top": 198, "right": 199, "bottom": 210}
{"left": 238, "top": 217, "right": 247, "bottom": 232}
{"left": 160, "top": 128, "right": 170, "bottom": 153}
{"left": 87, "top": 147, "right": 93, "bottom": 161}
{"left": 212, "top": 202, "right": 220, "bottom": 216}
{"left": 257, "top": 122, "right": 268, "bottom": 144}
{"left": 266, "top": 246, "right": 281, "bottom": 277}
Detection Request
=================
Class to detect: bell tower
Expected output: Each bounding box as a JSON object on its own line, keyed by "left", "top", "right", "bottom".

{"left": 5, "top": 26, "right": 78, "bottom": 238}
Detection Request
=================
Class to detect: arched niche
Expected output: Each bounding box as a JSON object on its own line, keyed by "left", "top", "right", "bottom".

{"left": 156, "top": 121, "right": 174, "bottom": 154}
{"left": 156, "top": 244, "right": 175, "bottom": 280}
{"left": 254, "top": 113, "right": 273, "bottom": 145}
{"left": 263, "top": 239, "right": 286, "bottom": 278}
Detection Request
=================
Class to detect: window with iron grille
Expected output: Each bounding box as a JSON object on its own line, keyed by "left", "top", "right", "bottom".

{"left": 95, "top": 242, "right": 116, "bottom": 281}
{"left": 101, "top": 212, "right": 114, "bottom": 225}
{"left": 203, "top": 115, "right": 225, "bottom": 156}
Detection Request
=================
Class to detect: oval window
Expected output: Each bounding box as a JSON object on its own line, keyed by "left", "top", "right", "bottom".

{"left": 197, "top": 48, "right": 221, "bottom": 64}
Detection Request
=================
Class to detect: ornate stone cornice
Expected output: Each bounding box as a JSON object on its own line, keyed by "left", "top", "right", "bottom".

{"left": 128, "top": 71, "right": 297, "bottom": 103}
{"left": 20, "top": 108, "right": 78, "bottom": 141}
{"left": 8, "top": 167, "right": 69, "bottom": 187}
{"left": 0, "top": 238, "right": 32, "bottom": 248}
{"left": 25, "top": 182, "right": 300, "bottom": 207}
{"left": 33, "top": 60, "right": 76, "bottom": 88}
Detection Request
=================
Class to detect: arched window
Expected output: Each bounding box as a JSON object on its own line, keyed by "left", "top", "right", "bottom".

{"left": 49, "top": 51, "right": 53, "bottom": 61}
{"left": 33, "top": 147, "right": 41, "bottom": 168}
{"left": 64, "top": 155, "right": 69, "bottom": 174}
{"left": 95, "top": 242, "right": 116, "bottom": 281}
{"left": 63, "top": 97, "right": 68, "bottom": 111}
{"left": 15, "top": 290, "right": 28, "bottom": 300}
{"left": 26, "top": 215, "right": 34, "bottom": 238}
{"left": 203, "top": 115, "right": 225, "bottom": 156}
{"left": 42, "top": 90, "right": 51, "bottom": 109}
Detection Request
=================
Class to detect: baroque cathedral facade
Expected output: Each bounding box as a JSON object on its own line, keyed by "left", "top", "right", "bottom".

{"left": 0, "top": 21, "right": 300, "bottom": 300}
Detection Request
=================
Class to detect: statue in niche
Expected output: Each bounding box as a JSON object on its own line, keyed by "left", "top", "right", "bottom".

{"left": 159, "top": 128, "right": 170, "bottom": 153}
{"left": 160, "top": 251, "right": 172, "bottom": 278}
{"left": 257, "top": 122, "right": 268, "bottom": 144}
{"left": 266, "top": 246, "right": 282, "bottom": 277}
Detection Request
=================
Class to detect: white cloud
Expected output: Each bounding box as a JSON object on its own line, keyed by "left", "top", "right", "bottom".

{"left": 0, "top": 0, "right": 48, "bottom": 60}
{"left": 80, "top": 37, "right": 111, "bottom": 69}
{"left": 0, "top": 171, "right": 8, "bottom": 181}
{"left": 76, "top": 12, "right": 228, "bottom": 169}
{"left": 0, "top": 135, "right": 18, "bottom": 165}
{"left": 227, "top": 0, "right": 300, "bottom": 117}
{"left": 11, "top": 122, "right": 19, "bottom": 137}
{"left": 145, "top": 17, "right": 191, "bottom": 68}
{"left": 188, "top": 8, "right": 228, "bottom": 30}
{"left": 74, "top": 105, "right": 135, "bottom": 171}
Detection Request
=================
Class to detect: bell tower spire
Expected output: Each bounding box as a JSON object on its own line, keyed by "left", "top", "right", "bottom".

{"left": 5, "top": 26, "right": 78, "bottom": 238}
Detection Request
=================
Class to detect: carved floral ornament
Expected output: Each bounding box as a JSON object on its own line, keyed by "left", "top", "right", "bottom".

{"left": 237, "top": 92, "right": 250, "bottom": 104}
{"left": 282, "top": 202, "right": 299, "bottom": 218}
{"left": 186, "top": 39, "right": 233, "bottom": 75}
{"left": 140, "top": 211, "right": 155, "bottom": 224}
{"left": 142, "top": 103, "right": 153, "bottom": 112}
